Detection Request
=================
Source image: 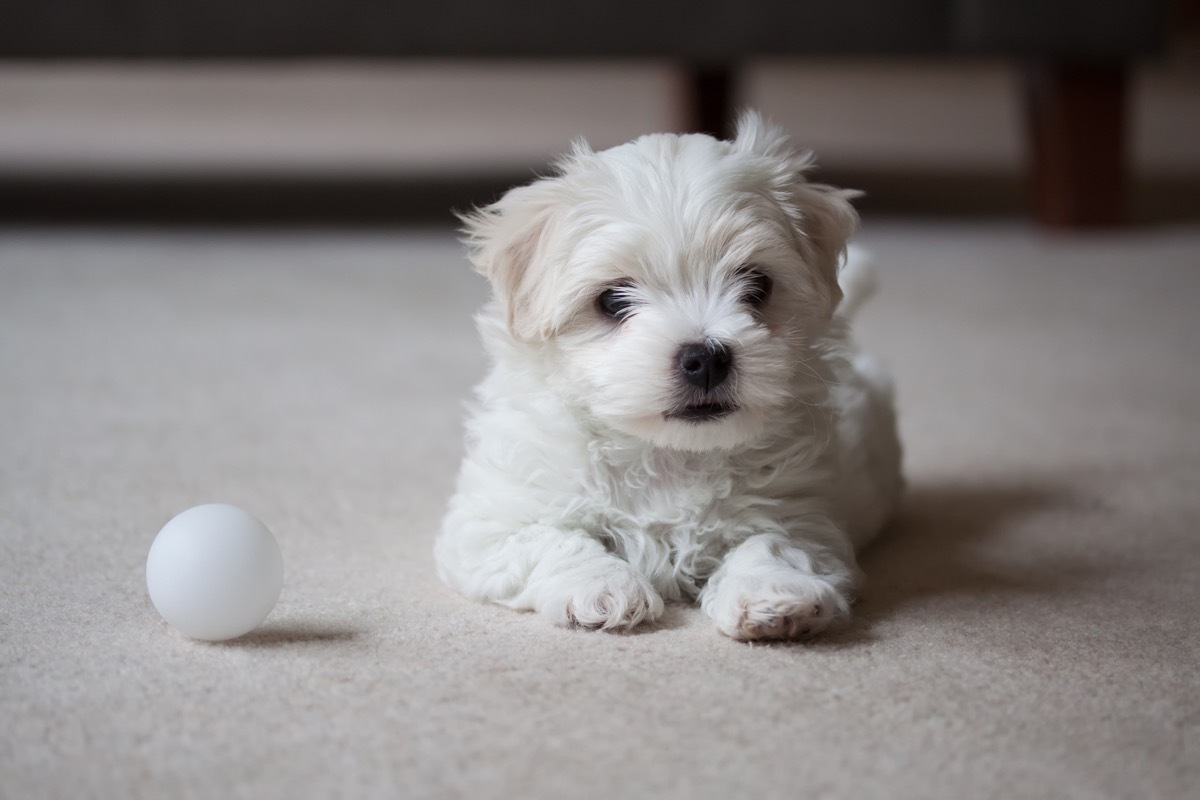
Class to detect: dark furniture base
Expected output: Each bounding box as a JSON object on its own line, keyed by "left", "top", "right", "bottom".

{"left": 1025, "top": 62, "right": 1129, "bottom": 228}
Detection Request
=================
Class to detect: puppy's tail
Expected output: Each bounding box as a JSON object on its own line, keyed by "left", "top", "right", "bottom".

{"left": 835, "top": 244, "right": 878, "bottom": 321}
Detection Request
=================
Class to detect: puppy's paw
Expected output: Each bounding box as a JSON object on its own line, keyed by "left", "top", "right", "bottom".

{"left": 706, "top": 572, "right": 849, "bottom": 642}
{"left": 540, "top": 561, "right": 664, "bottom": 632}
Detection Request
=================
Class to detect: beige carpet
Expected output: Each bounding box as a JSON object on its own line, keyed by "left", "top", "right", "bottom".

{"left": 2, "top": 222, "right": 1197, "bottom": 799}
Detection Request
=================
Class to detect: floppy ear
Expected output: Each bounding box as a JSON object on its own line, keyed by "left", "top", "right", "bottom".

{"left": 458, "top": 176, "right": 567, "bottom": 341}
{"left": 733, "top": 111, "right": 859, "bottom": 320}
{"left": 788, "top": 178, "right": 860, "bottom": 318}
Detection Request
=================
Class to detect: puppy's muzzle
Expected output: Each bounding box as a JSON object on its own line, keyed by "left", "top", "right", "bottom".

{"left": 677, "top": 341, "right": 732, "bottom": 392}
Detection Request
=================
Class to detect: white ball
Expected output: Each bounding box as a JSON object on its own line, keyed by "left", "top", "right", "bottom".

{"left": 146, "top": 504, "right": 284, "bottom": 641}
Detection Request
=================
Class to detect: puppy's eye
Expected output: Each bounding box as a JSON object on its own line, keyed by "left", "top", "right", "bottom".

{"left": 597, "top": 286, "right": 636, "bottom": 319}
{"left": 740, "top": 269, "right": 773, "bottom": 310}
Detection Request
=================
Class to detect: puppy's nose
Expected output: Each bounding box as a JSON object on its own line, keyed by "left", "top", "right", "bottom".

{"left": 677, "top": 341, "right": 733, "bottom": 392}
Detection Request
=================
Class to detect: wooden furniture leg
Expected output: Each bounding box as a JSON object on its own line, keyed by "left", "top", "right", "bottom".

{"left": 1025, "top": 62, "right": 1129, "bottom": 228}
{"left": 681, "top": 63, "right": 736, "bottom": 139}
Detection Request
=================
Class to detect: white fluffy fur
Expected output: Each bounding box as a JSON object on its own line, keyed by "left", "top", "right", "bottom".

{"left": 435, "top": 112, "right": 903, "bottom": 640}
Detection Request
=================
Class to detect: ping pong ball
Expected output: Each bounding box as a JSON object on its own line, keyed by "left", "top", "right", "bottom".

{"left": 146, "top": 504, "right": 284, "bottom": 641}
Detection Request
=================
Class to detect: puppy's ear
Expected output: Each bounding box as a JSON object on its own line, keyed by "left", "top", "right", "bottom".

{"left": 458, "top": 175, "right": 568, "bottom": 341}
{"left": 733, "top": 111, "right": 859, "bottom": 320}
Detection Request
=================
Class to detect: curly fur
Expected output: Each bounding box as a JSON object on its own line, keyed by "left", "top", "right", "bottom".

{"left": 435, "top": 111, "right": 903, "bottom": 640}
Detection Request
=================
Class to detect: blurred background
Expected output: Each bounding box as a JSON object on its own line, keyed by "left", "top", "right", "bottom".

{"left": 0, "top": 0, "right": 1196, "bottom": 227}
{"left": 4, "top": 8, "right": 1200, "bottom": 798}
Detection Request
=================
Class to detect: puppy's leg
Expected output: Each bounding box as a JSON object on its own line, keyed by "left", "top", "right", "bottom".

{"left": 436, "top": 520, "right": 664, "bottom": 631}
{"left": 699, "top": 529, "right": 857, "bottom": 641}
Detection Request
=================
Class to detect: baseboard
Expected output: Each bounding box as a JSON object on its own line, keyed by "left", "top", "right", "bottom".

{"left": 1, "top": 169, "right": 1196, "bottom": 225}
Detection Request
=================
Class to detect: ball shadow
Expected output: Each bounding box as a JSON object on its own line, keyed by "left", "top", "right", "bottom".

{"left": 215, "top": 621, "right": 361, "bottom": 648}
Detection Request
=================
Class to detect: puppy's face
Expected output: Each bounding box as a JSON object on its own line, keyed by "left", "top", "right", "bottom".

{"left": 464, "top": 113, "right": 858, "bottom": 452}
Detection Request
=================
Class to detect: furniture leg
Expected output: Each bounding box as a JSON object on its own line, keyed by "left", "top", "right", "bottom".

{"left": 1025, "top": 61, "right": 1129, "bottom": 228}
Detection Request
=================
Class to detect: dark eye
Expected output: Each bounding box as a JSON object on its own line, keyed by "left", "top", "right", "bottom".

{"left": 597, "top": 285, "right": 636, "bottom": 319}
{"left": 741, "top": 269, "right": 773, "bottom": 310}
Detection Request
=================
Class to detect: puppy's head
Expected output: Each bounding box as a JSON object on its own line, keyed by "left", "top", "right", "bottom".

{"left": 462, "top": 111, "right": 858, "bottom": 452}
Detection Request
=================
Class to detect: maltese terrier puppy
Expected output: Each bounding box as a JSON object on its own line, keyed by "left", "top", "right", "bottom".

{"left": 435, "top": 111, "right": 902, "bottom": 641}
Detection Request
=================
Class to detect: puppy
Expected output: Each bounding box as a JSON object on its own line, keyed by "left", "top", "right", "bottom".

{"left": 435, "top": 111, "right": 902, "bottom": 641}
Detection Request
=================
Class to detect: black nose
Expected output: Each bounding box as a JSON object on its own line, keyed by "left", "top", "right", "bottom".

{"left": 677, "top": 341, "right": 733, "bottom": 392}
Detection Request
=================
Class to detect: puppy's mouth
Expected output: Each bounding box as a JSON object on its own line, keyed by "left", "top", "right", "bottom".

{"left": 665, "top": 402, "right": 738, "bottom": 423}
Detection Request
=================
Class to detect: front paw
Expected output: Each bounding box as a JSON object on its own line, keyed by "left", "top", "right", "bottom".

{"left": 539, "top": 560, "right": 664, "bottom": 632}
{"left": 705, "top": 572, "right": 850, "bottom": 642}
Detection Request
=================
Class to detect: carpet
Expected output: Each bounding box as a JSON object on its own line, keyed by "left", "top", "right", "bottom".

{"left": 2, "top": 222, "right": 1197, "bottom": 799}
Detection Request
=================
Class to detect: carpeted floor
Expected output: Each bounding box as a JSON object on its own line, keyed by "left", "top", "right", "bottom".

{"left": 2, "top": 222, "right": 1197, "bottom": 799}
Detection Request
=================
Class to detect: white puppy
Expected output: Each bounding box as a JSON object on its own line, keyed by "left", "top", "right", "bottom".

{"left": 435, "top": 111, "right": 902, "bottom": 641}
